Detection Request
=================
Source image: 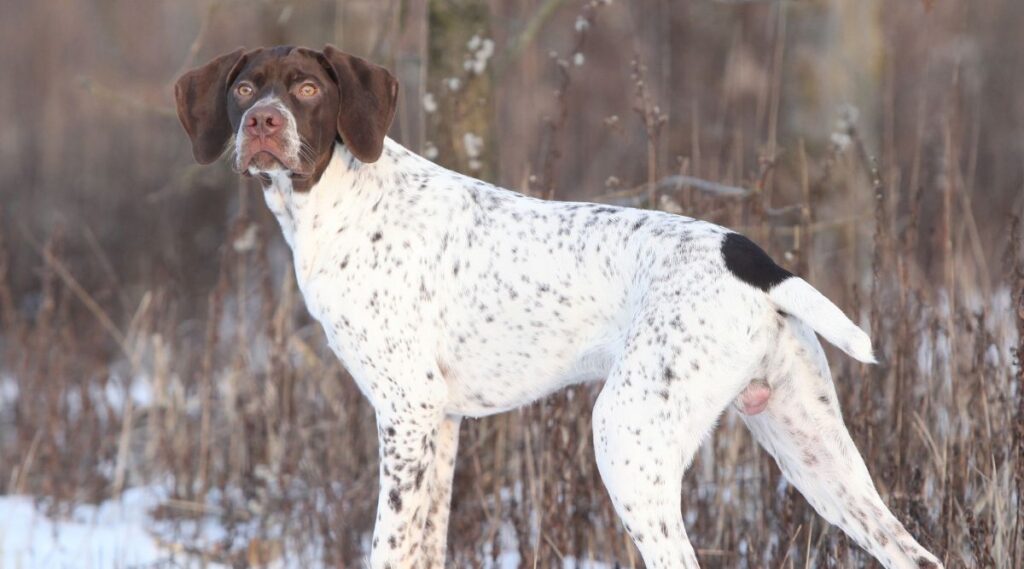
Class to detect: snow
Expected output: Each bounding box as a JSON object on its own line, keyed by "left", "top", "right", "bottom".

{"left": 0, "top": 484, "right": 616, "bottom": 568}
{"left": 0, "top": 487, "right": 184, "bottom": 569}
{"left": 0, "top": 374, "right": 17, "bottom": 406}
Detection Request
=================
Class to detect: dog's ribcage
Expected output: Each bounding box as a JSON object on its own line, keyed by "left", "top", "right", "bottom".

{"left": 263, "top": 139, "right": 760, "bottom": 417}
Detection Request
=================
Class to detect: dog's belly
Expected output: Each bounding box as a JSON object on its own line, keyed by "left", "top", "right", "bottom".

{"left": 431, "top": 243, "right": 628, "bottom": 417}
{"left": 440, "top": 338, "right": 618, "bottom": 417}
{"left": 429, "top": 210, "right": 634, "bottom": 416}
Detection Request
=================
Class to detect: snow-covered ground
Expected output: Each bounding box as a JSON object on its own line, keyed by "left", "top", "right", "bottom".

{"left": 0, "top": 487, "right": 185, "bottom": 569}
{"left": 0, "top": 486, "right": 330, "bottom": 568}
{"left": 0, "top": 486, "right": 613, "bottom": 568}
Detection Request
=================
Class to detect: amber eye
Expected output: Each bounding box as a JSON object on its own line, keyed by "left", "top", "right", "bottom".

{"left": 298, "top": 83, "right": 319, "bottom": 97}
{"left": 236, "top": 83, "right": 253, "bottom": 97}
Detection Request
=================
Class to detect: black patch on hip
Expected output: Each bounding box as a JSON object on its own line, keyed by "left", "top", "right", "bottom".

{"left": 721, "top": 232, "right": 793, "bottom": 291}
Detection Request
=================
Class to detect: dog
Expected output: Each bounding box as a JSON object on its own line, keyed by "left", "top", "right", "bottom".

{"left": 174, "top": 45, "right": 943, "bottom": 569}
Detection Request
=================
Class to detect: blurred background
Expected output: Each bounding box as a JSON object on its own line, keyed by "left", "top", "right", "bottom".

{"left": 0, "top": 0, "right": 1022, "bottom": 567}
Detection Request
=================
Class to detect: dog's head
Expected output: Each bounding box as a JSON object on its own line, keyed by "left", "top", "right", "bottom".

{"left": 174, "top": 46, "right": 398, "bottom": 186}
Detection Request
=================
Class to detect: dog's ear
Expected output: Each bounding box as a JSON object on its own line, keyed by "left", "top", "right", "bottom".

{"left": 320, "top": 45, "right": 398, "bottom": 164}
{"left": 174, "top": 48, "right": 247, "bottom": 164}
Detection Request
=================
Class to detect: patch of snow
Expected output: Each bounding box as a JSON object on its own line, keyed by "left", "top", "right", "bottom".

{"left": 0, "top": 487, "right": 203, "bottom": 569}
{"left": 0, "top": 373, "right": 17, "bottom": 406}
{"left": 103, "top": 374, "right": 154, "bottom": 413}
{"left": 0, "top": 486, "right": 328, "bottom": 568}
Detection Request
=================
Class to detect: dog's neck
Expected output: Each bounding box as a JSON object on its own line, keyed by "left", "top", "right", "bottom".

{"left": 258, "top": 138, "right": 418, "bottom": 250}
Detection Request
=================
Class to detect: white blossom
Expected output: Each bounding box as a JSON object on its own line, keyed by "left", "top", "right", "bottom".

{"left": 830, "top": 132, "right": 852, "bottom": 150}
{"left": 464, "top": 37, "right": 495, "bottom": 75}
{"left": 423, "top": 141, "right": 439, "bottom": 160}
{"left": 463, "top": 132, "right": 484, "bottom": 158}
{"left": 575, "top": 16, "right": 589, "bottom": 32}
{"left": 658, "top": 194, "right": 683, "bottom": 215}
{"left": 277, "top": 5, "right": 293, "bottom": 25}
{"left": 478, "top": 38, "right": 494, "bottom": 60}
{"left": 445, "top": 77, "right": 462, "bottom": 92}
{"left": 573, "top": 52, "right": 585, "bottom": 66}
{"left": 836, "top": 104, "right": 860, "bottom": 132}
{"left": 422, "top": 92, "right": 437, "bottom": 113}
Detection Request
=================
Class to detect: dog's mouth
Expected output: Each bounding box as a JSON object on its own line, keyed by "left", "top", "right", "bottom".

{"left": 237, "top": 139, "right": 311, "bottom": 177}
{"left": 247, "top": 149, "right": 285, "bottom": 170}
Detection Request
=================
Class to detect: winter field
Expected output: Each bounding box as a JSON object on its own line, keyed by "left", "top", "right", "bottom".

{"left": 1, "top": 0, "right": 1022, "bottom": 567}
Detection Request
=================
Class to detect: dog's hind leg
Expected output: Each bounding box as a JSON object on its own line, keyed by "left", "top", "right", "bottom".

{"left": 420, "top": 415, "right": 461, "bottom": 568}
{"left": 591, "top": 321, "right": 762, "bottom": 569}
{"left": 592, "top": 374, "right": 700, "bottom": 568}
{"left": 741, "top": 316, "right": 943, "bottom": 569}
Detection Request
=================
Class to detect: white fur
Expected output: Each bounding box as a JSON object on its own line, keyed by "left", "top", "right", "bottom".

{"left": 247, "top": 134, "right": 941, "bottom": 569}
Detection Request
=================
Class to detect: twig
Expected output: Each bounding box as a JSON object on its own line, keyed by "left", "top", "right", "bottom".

{"left": 168, "top": 0, "right": 221, "bottom": 85}
{"left": 0, "top": 207, "right": 21, "bottom": 338}
{"left": 500, "top": 0, "right": 569, "bottom": 74}
{"left": 18, "top": 222, "right": 131, "bottom": 360}
{"left": 81, "top": 223, "right": 130, "bottom": 314}
{"left": 649, "top": 174, "right": 750, "bottom": 197}
{"left": 534, "top": 0, "right": 607, "bottom": 199}
{"left": 78, "top": 76, "right": 177, "bottom": 119}
{"left": 629, "top": 55, "right": 668, "bottom": 207}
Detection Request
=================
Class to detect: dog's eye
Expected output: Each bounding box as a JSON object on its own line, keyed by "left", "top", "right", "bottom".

{"left": 236, "top": 83, "right": 253, "bottom": 98}
{"left": 298, "top": 83, "right": 319, "bottom": 98}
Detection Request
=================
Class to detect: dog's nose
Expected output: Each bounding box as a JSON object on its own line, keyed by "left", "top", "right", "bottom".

{"left": 245, "top": 106, "right": 285, "bottom": 137}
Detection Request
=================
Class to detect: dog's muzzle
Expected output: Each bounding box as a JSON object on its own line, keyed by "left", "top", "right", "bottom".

{"left": 236, "top": 101, "right": 303, "bottom": 175}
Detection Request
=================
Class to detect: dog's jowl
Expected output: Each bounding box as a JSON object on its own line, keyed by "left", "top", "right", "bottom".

{"left": 175, "top": 45, "right": 943, "bottom": 569}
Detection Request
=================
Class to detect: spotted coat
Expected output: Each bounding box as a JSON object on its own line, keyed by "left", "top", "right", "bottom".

{"left": 174, "top": 45, "right": 941, "bottom": 569}
{"left": 258, "top": 139, "right": 943, "bottom": 569}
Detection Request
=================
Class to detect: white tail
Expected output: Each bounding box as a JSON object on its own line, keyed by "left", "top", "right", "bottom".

{"left": 768, "top": 277, "right": 877, "bottom": 363}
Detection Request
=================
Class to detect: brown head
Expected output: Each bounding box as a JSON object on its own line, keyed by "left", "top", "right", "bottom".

{"left": 174, "top": 46, "right": 398, "bottom": 189}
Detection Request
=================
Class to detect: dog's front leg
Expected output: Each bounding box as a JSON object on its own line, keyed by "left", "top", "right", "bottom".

{"left": 370, "top": 406, "right": 449, "bottom": 569}
{"left": 421, "top": 415, "right": 461, "bottom": 567}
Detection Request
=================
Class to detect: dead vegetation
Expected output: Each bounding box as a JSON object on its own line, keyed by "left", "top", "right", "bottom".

{"left": 0, "top": 0, "right": 1022, "bottom": 567}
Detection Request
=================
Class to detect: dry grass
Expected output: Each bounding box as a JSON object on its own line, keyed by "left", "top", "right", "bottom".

{"left": 1, "top": 119, "right": 1020, "bottom": 569}
{"left": 1, "top": 1, "right": 1022, "bottom": 568}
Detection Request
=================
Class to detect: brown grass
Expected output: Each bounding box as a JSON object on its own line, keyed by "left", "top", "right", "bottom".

{"left": 1, "top": 0, "right": 1022, "bottom": 567}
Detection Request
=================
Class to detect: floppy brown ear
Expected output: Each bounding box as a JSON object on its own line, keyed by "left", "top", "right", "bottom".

{"left": 321, "top": 45, "right": 398, "bottom": 163}
{"left": 174, "top": 48, "right": 246, "bottom": 164}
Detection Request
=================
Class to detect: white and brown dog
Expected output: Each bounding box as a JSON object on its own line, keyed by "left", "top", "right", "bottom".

{"left": 175, "top": 45, "right": 943, "bottom": 569}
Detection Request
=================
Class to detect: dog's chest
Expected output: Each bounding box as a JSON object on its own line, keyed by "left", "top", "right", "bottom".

{"left": 263, "top": 178, "right": 360, "bottom": 330}
{"left": 261, "top": 169, "right": 434, "bottom": 378}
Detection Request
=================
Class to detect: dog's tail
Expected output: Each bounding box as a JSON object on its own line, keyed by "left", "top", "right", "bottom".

{"left": 721, "top": 232, "right": 876, "bottom": 364}
{"left": 767, "top": 277, "right": 876, "bottom": 363}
